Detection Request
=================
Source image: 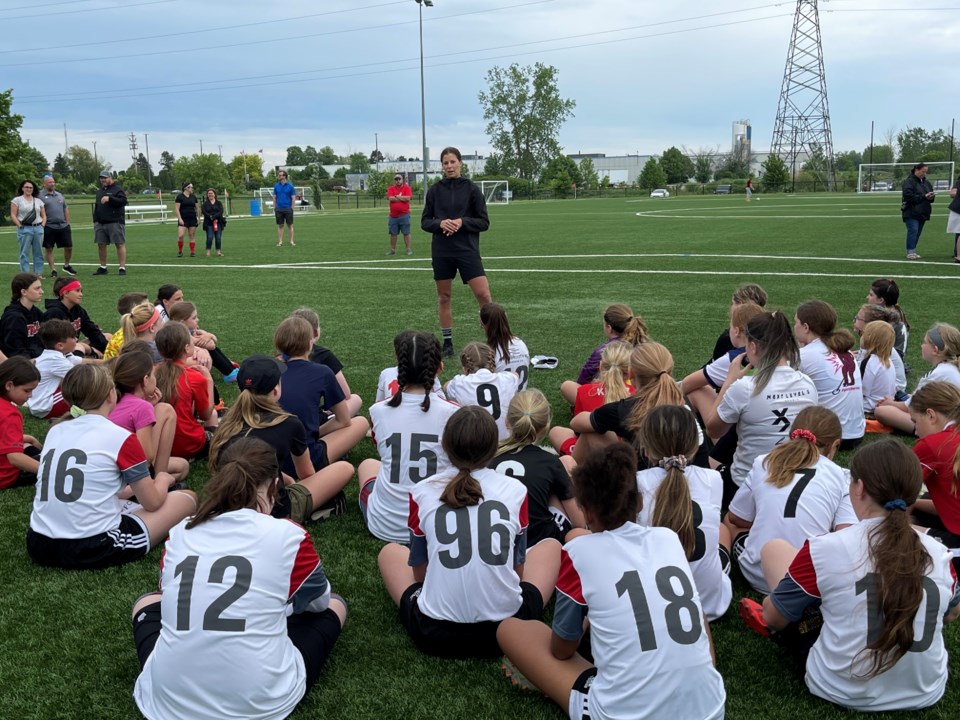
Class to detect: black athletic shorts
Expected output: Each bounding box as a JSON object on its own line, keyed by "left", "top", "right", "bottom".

{"left": 275, "top": 208, "right": 294, "bottom": 226}
{"left": 42, "top": 225, "right": 73, "bottom": 249}
{"left": 179, "top": 217, "right": 198, "bottom": 229}
{"left": 26, "top": 513, "right": 150, "bottom": 570}
{"left": 398, "top": 581, "right": 543, "bottom": 659}
{"left": 432, "top": 253, "right": 485, "bottom": 283}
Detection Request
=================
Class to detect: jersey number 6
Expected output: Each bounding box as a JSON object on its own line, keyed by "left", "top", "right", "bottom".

{"left": 435, "top": 502, "right": 512, "bottom": 569}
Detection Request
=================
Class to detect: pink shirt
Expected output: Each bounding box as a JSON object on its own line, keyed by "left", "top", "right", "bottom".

{"left": 109, "top": 393, "right": 156, "bottom": 435}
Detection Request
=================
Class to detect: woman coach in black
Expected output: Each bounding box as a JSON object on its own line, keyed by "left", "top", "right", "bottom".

{"left": 421, "top": 147, "right": 490, "bottom": 358}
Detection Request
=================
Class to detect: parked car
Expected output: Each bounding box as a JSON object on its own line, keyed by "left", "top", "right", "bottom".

{"left": 650, "top": 188, "right": 670, "bottom": 198}
{"left": 934, "top": 179, "right": 951, "bottom": 191}
{"left": 871, "top": 181, "right": 893, "bottom": 192}
{"left": 714, "top": 184, "right": 732, "bottom": 194}
{"left": 140, "top": 188, "right": 158, "bottom": 195}
{"left": 331, "top": 185, "right": 349, "bottom": 193}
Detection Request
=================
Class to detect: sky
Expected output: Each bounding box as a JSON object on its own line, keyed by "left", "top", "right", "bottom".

{"left": 5, "top": 0, "right": 959, "bottom": 173}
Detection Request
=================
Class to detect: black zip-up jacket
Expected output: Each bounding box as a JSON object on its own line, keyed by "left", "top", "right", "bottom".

{"left": 43, "top": 299, "right": 108, "bottom": 353}
{"left": 93, "top": 182, "right": 128, "bottom": 224}
{"left": 949, "top": 177, "right": 960, "bottom": 215}
{"left": 901, "top": 172, "right": 934, "bottom": 221}
{"left": 421, "top": 176, "right": 489, "bottom": 257}
{"left": 0, "top": 301, "right": 44, "bottom": 358}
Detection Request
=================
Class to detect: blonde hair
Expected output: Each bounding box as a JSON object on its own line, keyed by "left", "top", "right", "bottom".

{"left": 498, "top": 389, "right": 552, "bottom": 456}
{"left": 61, "top": 364, "right": 114, "bottom": 414}
{"left": 596, "top": 341, "right": 632, "bottom": 404}
{"left": 625, "top": 342, "right": 683, "bottom": 434}
{"left": 119, "top": 301, "right": 159, "bottom": 345}
{"left": 926, "top": 323, "right": 960, "bottom": 372}
{"left": 460, "top": 342, "right": 496, "bottom": 374}
{"left": 908, "top": 381, "right": 960, "bottom": 494}
{"left": 209, "top": 391, "right": 292, "bottom": 470}
{"left": 860, "top": 321, "right": 895, "bottom": 368}
{"left": 763, "top": 407, "right": 841, "bottom": 488}
{"left": 730, "top": 302, "right": 765, "bottom": 334}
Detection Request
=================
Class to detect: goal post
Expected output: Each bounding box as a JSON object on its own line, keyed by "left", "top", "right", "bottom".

{"left": 857, "top": 162, "right": 955, "bottom": 193}
{"left": 478, "top": 180, "right": 511, "bottom": 205}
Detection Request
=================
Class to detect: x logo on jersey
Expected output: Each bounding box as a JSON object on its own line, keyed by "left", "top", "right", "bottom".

{"left": 772, "top": 408, "right": 790, "bottom": 431}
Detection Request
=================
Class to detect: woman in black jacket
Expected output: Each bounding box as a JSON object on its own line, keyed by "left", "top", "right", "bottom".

{"left": 947, "top": 174, "right": 960, "bottom": 263}
{"left": 901, "top": 162, "right": 935, "bottom": 260}
{"left": 0, "top": 273, "right": 44, "bottom": 359}
{"left": 420, "top": 146, "right": 490, "bottom": 358}
{"left": 201, "top": 188, "right": 226, "bottom": 257}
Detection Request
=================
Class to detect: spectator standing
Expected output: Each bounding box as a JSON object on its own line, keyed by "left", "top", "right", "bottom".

{"left": 947, "top": 174, "right": 960, "bottom": 263}
{"left": 174, "top": 182, "right": 199, "bottom": 258}
{"left": 901, "top": 162, "right": 935, "bottom": 260}
{"left": 201, "top": 188, "right": 226, "bottom": 257}
{"left": 92, "top": 171, "right": 128, "bottom": 276}
{"left": 38, "top": 174, "right": 75, "bottom": 277}
{"left": 386, "top": 173, "right": 412, "bottom": 256}
{"left": 10, "top": 179, "right": 46, "bottom": 274}
{"left": 273, "top": 170, "right": 297, "bottom": 247}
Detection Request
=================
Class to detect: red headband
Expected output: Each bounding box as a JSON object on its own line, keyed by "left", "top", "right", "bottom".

{"left": 790, "top": 428, "right": 817, "bottom": 444}
{"left": 58, "top": 280, "right": 81, "bottom": 297}
{"left": 135, "top": 308, "right": 161, "bottom": 333}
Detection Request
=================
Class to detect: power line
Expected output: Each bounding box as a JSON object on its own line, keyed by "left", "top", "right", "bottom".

{"left": 6, "top": 0, "right": 175, "bottom": 21}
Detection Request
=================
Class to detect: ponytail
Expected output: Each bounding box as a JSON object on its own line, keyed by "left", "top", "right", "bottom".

{"left": 746, "top": 311, "right": 799, "bottom": 395}
{"left": 459, "top": 342, "right": 495, "bottom": 375}
{"left": 596, "top": 341, "right": 632, "bottom": 404}
{"left": 625, "top": 342, "right": 683, "bottom": 434}
{"left": 763, "top": 407, "right": 840, "bottom": 488}
{"left": 795, "top": 299, "right": 854, "bottom": 354}
{"left": 498, "top": 389, "right": 551, "bottom": 456}
{"left": 619, "top": 314, "right": 650, "bottom": 346}
{"left": 480, "top": 302, "right": 513, "bottom": 366}
{"left": 439, "top": 406, "right": 498, "bottom": 509}
{"left": 187, "top": 437, "right": 278, "bottom": 528}
{"left": 388, "top": 332, "right": 442, "bottom": 412}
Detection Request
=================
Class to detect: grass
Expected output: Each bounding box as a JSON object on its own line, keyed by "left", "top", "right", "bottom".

{"left": 2, "top": 192, "right": 960, "bottom": 719}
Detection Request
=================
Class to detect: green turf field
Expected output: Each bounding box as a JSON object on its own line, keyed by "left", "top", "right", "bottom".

{"left": 1, "top": 193, "right": 959, "bottom": 719}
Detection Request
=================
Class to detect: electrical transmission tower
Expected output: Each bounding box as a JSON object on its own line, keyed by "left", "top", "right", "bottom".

{"left": 770, "top": 0, "right": 836, "bottom": 189}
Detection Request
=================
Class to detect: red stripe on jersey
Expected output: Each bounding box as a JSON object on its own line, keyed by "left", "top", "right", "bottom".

{"left": 117, "top": 433, "right": 149, "bottom": 473}
{"left": 288, "top": 529, "right": 322, "bottom": 600}
{"left": 518, "top": 494, "right": 529, "bottom": 532}
{"left": 408, "top": 494, "right": 423, "bottom": 536}
{"left": 388, "top": 379, "right": 399, "bottom": 396}
{"left": 786, "top": 540, "right": 820, "bottom": 598}
{"left": 950, "top": 560, "right": 957, "bottom": 594}
{"left": 556, "top": 549, "right": 586, "bottom": 605}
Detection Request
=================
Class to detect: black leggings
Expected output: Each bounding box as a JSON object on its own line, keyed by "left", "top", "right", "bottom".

{"left": 209, "top": 346, "right": 235, "bottom": 376}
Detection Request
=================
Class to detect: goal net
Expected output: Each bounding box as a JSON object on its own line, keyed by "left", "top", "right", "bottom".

{"left": 857, "top": 162, "right": 955, "bottom": 193}
{"left": 254, "top": 186, "right": 316, "bottom": 211}
{"left": 479, "top": 180, "right": 511, "bottom": 205}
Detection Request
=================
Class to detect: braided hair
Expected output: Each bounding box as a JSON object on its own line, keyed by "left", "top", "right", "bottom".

{"left": 387, "top": 332, "right": 443, "bottom": 412}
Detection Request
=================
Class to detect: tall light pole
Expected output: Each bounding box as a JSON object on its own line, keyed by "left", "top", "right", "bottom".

{"left": 375, "top": 132, "right": 379, "bottom": 172}
{"left": 416, "top": 0, "right": 433, "bottom": 190}
{"left": 144, "top": 133, "right": 152, "bottom": 187}
{"left": 92, "top": 141, "right": 98, "bottom": 173}
{"left": 199, "top": 139, "right": 204, "bottom": 155}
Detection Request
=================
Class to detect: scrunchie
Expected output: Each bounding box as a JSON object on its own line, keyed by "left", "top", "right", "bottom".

{"left": 658, "top": 456, "right": 687, "bottom": 471}
{"left": 790, "top": 428, "right": 817, "bottom": 444}
{"left": 884, "top": 499, "right": 908, "bottom": 512}
{"left": 69, "top": 405, "right": 86, "bottom": 418}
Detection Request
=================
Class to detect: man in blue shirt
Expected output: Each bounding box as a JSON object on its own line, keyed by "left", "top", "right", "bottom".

{"left": 273, "top": 170, "right": 298, "bottom": 246}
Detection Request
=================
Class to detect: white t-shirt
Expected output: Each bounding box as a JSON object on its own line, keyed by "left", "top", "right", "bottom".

{"left": 636, "top": 465, "right": 730, "bottom": 620}
{"left": 799, "top": 338, "right": 865, "bottom": 440}
{"left": 908, "top": 363, "right": 960, "bottom": 406}
{"left": 444, "top": 369, "right": 521, "bottom": 440}
{"left": 134, "top": 508, "right": 331, "bottom": 720}
{"left": 856, "top": 352, "right": 897, "bottom": 413}
{"left": 29, "top": 414, "right": 149, "bottom": 539}
{"left": 890, "top": 349, "right": 907, "bottom": 393}
{"left": 493, "top": 337, "right": 530, "bottom": 390}
{"left": 554, "top": 524, "right": 726, "bottom": 720}
{"left": 25, "top": 348, "right": 81, "bottom": 418}
{"left": 365, "top": 392, "right": 460, "bottom": 543}
{"left": 374, "top": 366, "right": 444, "bottom": 403}
{"left": 12, "top": 195, "right": 43, "bottom": 224}
{"left": 717, "top": 366, "right": 817, "bottom": 486}
{"left": 728, "top": 453, "right": 856, "bottom": 593}
{"left": 780, "top": 520, "right": 957, "bottom": 711}
{"left": 702, "top": 347, "right": 746, "bottom": 390}
{"left": 409, "top": 467, "right": 528, "bottom": 623}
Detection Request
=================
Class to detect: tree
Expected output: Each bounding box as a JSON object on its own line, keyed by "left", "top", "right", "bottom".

{"left": 119, "top": 168, "right": 148, "bottom": 193}
{"left": 833, "top": 150, "right": 862, "bottom": 173}
{"left": 227, "top": 152, "right": 264, "bottom": 190}
{"left": 172, "top": 153, "right": 232, "bottom": 195}
{"left": 482, "top": 153, "right": 510, "bottom": 178}
{"left": 861, "top": 144, "right": 894, "bottom": 164}
{"left": 159, "top": 151, "right": 176, "bottom": 171}
{"left": 23, "top": 146, "right": 48, "bottom": 177}
{"left": 638, "top": 158, "right": 666, "bottom": 190}
{"left": 579, "top": 157, "right": 599, "bottom": 191}
{"left": 366, "top": 169, "right": 389, "bottom": 198}
{"left": 896, "top": 126, "right": 959, "bottom": 163}
{"left": 540, "top": 155, "right": 582, "bottom": 187}
{"left": 761, "top": 155, "right": 789, "bottom": 191}
{"left": 303, "top": 146, "right": 319, "bottom": 164}
{"left": 715, "top": 142, "right": 749, "bottom": 179}
{"left": 0, "top": 90, "right": 39, "bottom": 209}
{"left": 65, "top": 145, "right": 99, "bottom": 184}
{"left": 685, "top": 146, "right": 718, "bottom": 184}
{"left": 317, "top": 146, "right": 338, "bottom": 164}
{"left": 659, "top": 146, "right": 694, "bottom": 185}
{"left": 369, "top": 149, "right": 384, "bottom": 165}
{"left": 348, "top": 152, "right": 369, "bottom": 173}
{"left": 52, "top": 153, "right": 70, "bottom": 177}
{"left": 478, "top": 62, "right": 576, "bottom": 180}
{"left": 286, "top": 146, "right": 306, "bottom": 165}
{"left": 333, "top": 167, "right": 347, "bottom": 179}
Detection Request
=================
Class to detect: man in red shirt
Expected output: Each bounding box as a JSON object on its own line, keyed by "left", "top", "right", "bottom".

{"left": 386, "top": 174, "right": 413, "bottom": 256}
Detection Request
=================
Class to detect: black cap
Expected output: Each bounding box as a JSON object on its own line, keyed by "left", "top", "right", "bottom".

{"left": 99, "top": 170, "right": 111, "bottom": 178}
{"left": 237, "top": 354, "right": 286, "bottom": 394}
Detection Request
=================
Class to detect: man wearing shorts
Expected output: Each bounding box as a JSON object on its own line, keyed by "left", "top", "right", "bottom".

{"left": 39, "top": 174, "right": 75, "bottom": 277}
{"left": 273, "top": 171, "right": 297, "bottom": 247}
{"left": 92, "top": 171, "right": 128, "bottom": 276}
{"left": 386, "top": 173, "right": 412, "bottom": 256}
{"left": 421, "top": 147, "right": 491, "bottom": 358}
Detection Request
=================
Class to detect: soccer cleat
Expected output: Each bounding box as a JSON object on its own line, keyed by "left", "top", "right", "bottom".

{"left": 223, "top": 368, "right": 239, "bottom": 383}
{"left": 190, "top": 252, "right": 196, "bottom": 257}
{"left": 62, "top": 265, "right": 76, "bottom": 276}
{"left": 501, "top": 657, "right": 539, "bottom": 692}
{"left": 406, "top": 249, "right": 413, "bottom": 255}
{"left": 310, "top": 490, "right": 346, "bottom": 522}
{"left": 177, "top": 251, "right": 183, "bottom": 257}
{"left": 118, "top": 268, "right": 126, "bottom": 276}
{"left": 442, "top": 342, "right": 455, "bottom": 359}
{"left": 906, "top": 252, "right": 922, "bottom": 260}
{"left": 50, "top": 270, "right": 58, "bottom": 278}
{"left": 93, "top": 266, "right": 108, "bottom": 275}
{"left": 386, "top": 249, "right": 396, "bottom": 255}
{"left": 213, "top": 399, "right": 227, "bottom": 416}
{"left": 739, "top": 598, "right": 769, "bottom": 637}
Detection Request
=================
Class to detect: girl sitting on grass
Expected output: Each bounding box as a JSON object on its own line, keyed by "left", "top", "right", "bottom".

{"left": 375, "top": 329, "right": 445, "bottom": 402}
{"left": 853, "top": 303, "right": 907, "bottom": 399}
{"left": 874, "top": 322, "right": 960, "bottom": 433}
{"left": 496, "top": 442, "right": 726, "bottom": 720}
{"left": 857, "top": 321, "right": 897, "bottom": 415}
{"left": 866, "top": 278, "right": 909, "bottom": 358}
{"left": 167, "top": 300, "right": 239, "bottom": 382}
{"left": 0, "top": 356, "right": 41, "bottom": 490}
{"left": 26, "top": 364, "right": 196, "bottom": 570}
{"left": 444, "top": 342, "right": 520, "bottom": 441}
{"left": 378, "top": 406, "right": 560, "bottom": 659}
{"left": 480, "top": 302, "right": 530, "bottom": 390}
{"left": 132, "top": 437, "right": 346, "bottom": 720}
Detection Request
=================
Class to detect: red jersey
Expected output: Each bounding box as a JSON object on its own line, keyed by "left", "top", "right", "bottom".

{"left": 573, "top": 381, "right": 634, "bottom": 415}
{"left": 0, "top": 400, "right": 25, "bottom": 489}
{"left": 914, "top": 426, "right": 960, "bottom": 534}
{"left": 387, "top": 183, "right": 411, "bottom": 217}
{"left": 169, "top": 362, "right": 211, "bottom": 459}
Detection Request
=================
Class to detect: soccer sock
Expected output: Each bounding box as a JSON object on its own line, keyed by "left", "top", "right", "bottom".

{"left": 177, "top": 239, "right": 183, "bottom": 252}
{"left": 441, "top": 328, "right": 453, "bottom": 344}
{"left": 189, "top": 241, "right": 195, "bottom": 253}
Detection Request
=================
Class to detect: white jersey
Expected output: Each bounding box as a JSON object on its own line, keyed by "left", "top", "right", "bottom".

{"left": 366, "top": 392, "right": 460, "bottom": 543}
{"left": 783, "top": 520, "right": 957, "bottom": 711}
{"left": 717, "top": 366, "right": 817, "bottom": 486}
{"left": 29, "top": 414, "right": 149, "bottom": 539}
{"left": 890, "top": 349, "right": 907, "bottom": 392}
{"left": 444, "top": 369, "right": 520, "bottom": 440}
{"left": 25, "top": 348, "right": 81, "bottom": 418}
{"left": 636, "top": 465, "right": 731, "bottom": 620}
{"left": 374, "top": 366, "right": 444, "bottom": 403}
{"left": 908, "top": 362, "right": 960, "bottom": 406}
{"left": 409, "top": 468, "right": 528, "bottom": 623}
{"left": 134, "top": 508, "right": 331, "bottom": 720}
{"left": 492, "top": 337, "right": 530, "bottom": 390}
{"left": 555, "top": 524, "right": 726, "bottom": 720}
{"left": 799, "top": 338, "right": 865, "bottom": 440}
{"left": 857, "top": 352, "right": 897, "bottom": 413}
{"left": 728, "top": 453, "right": 856, "bottom": 593}
{"left": 703, "top": 347, "right": 746, "bottom": 390}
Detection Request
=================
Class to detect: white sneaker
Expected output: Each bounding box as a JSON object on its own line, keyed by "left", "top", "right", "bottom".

{"left": 906, "top": 252, "right": 921, "bottom": 260}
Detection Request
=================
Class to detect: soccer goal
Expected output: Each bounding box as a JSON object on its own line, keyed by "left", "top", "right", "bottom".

{"left": 857, "top": 162, "right": 955, "bottom": 193}
{"left": 479, "top": 180, "right": 511, "bottom": 205}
